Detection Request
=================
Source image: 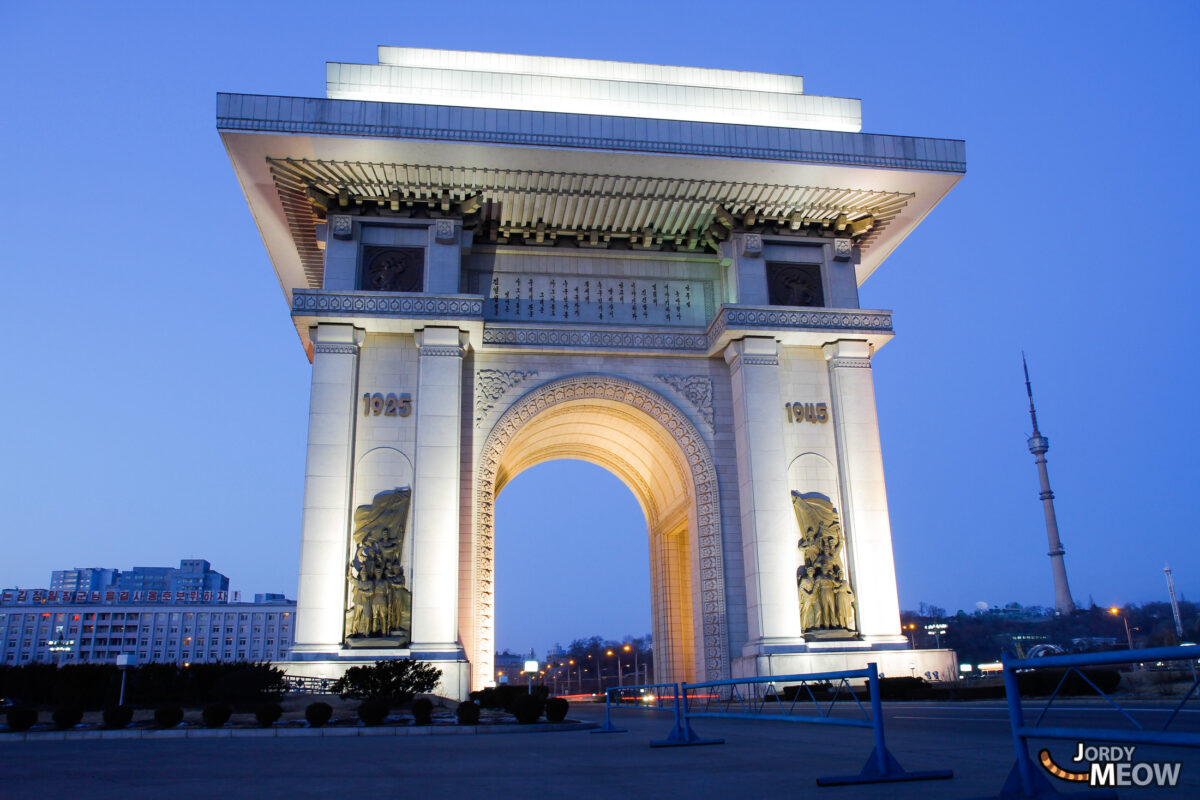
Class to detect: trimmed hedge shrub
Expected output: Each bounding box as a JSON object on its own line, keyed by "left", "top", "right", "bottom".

{"left": 469, "top": 685, "right": 528, "bottom": 710}
{"left": 102, "top": 706, "right": 134, "bottom": 729}
{"left": 357, "top": 698, "right": 390, "bottom": 726}
{"left": 411, "top": 697, "right": 433, "bottom": 725}
{"left": 0, "top": 660, "right": 285, "bottom": 709}
{"left": 5, "top": 706, "right": 38, "bottom": 732}
{"left": 254, "top": 702, "right": 283, "bottom": 727}
{"left": 510, "top": 693, "right": 544, "bottom": 724}
{"left": 545, "top": 697, "right": 569, "bottom": 723}
{"left": 455, "top": 700, "right": 480, "bottom": 725}
{"left": 52, "top": 705, "right": 83, "bottom": 730}
{"left": 201, "top": 702, "right": 232, "bottom": 728}
{"left": 780, "top": 682, "right": 857, "bottom": 702}
{"left": 154, "top": 704, "right": 184, "bottom": 729}
{"left": 1017, "top": 668, "right": 1121, "bottom": 696}
{"left": 212, "top": 665, "right": 287, "bottom": 709}
{"left": 332, "top": 660, "right": 442, "bottom": 704}
{"left": 0, "top": 664, "right": 57, "bottom": 707}
{"left": 52, "top": 664, "right": 114, "bottom": 710}
{"left": 878, "top": 677, "right": 927, "bottom": 700}
{"left": 305, "top": 701, "right": 333, "bottom": 728}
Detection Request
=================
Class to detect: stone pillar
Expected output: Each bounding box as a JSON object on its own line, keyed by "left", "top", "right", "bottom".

{"left": 292, "top": 323, "right": 362, "bottom": 655}
{"left": 409, "top": 326, "right": 468, "bottom": 657}
{"left": 728, "top": 232, "right": 768, "bottom": 305}
{"left": 725, "top": 337, "right": 804, "bottom": 653}
{"left": 823, "top": 340, "right": 905, "bottom": 643}
{"left": 425, "top": 219, "right": 462, "bottom": 293}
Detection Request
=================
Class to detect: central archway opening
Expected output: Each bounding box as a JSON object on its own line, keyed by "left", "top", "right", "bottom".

{"left": 468, "top": 377, "right": 726, "bottom": 692}
{"left": 494, "top": 459, "right": 650, "bottom": 686}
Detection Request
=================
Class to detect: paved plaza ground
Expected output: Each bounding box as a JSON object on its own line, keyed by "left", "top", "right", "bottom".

{"left": 2, "top": 700, "right": 1198, "bottom": 798}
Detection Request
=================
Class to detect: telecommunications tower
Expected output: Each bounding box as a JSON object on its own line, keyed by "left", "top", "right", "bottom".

{"left": 1024, "top": 355, "right": 1076, "bottom": 614}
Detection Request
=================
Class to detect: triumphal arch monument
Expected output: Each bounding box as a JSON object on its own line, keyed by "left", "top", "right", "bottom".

{"left": 220, "top": 48, "right": 964, "bottom": 698}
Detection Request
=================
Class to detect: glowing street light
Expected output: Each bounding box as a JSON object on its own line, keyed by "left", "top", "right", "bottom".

{"left": 623, "top": 643, "right": 642, "bottom": 683}
{"left": 924, "top": 623, "right": 947, "bottom": 648}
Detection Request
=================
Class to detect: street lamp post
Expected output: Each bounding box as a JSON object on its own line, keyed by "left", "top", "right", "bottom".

{"left": 904, "top": 623, "right": 917, "bottom": 648}
{"left": 116, "top": 653, "right": 137, "bottom": 706}
{"left": 606, "top": 649, "right": 622, "bottom": 687}
{"left": 524, "top": 658, "right": 538, "bottom": 694}
{"left": 623, "top": 644, "right": 638, "bottom": 684}
{"left": 1109, "top": 608, "right": 1135, "bottom": 650}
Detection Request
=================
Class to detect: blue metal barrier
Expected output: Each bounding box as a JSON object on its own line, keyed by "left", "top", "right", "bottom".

{"left": 589, "top": 681, "right": 722, "bottom": 745}
{"left": 591, "top": 681, "right": 682, "bottom": 734}
{"left": 987, "top": 645, "right": 1200, "bottom": 799}
{"left": 683, "top": 663, "right": 953, "bottom": 785}
{"left": 650, "top": 682, "right": 724, "bottom": 747}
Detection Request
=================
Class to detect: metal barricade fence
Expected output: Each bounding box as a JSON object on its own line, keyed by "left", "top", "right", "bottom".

{"left": 682, "top": 663, "right": 953, "bottom": 785}
{"left": 590, "top": 663, "right": 952, "bottom": 786}
{"left": 989, "top": 644, "right": 1200, "bottom": 799}
{"left": 592, "top": 681, "right": 683, "bottom": 735}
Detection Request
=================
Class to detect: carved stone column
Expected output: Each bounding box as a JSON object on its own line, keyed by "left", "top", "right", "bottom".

{"left": 409, "top": 326, "right": 469, "bottom": 657}
{"left": 823, "top": 340, "right": 905, "bottom": 643}
{"left": 293, "top": 323, "right": 363, "bottom": 655}
{"left": 725, "top": 336, "right": 805, "bottom": 653}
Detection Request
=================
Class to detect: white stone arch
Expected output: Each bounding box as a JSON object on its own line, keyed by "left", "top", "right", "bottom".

{"left": 470, "top": 374, "right": 728, "bottom": 691}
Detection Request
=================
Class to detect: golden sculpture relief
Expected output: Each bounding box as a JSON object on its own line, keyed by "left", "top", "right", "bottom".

{"left": 793, "top": 492, "right": 857, "bottom": 634}
{"left": 346, "top": 488, "right": 412, "bottom": 646}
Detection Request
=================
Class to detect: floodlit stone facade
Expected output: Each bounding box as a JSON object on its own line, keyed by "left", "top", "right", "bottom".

{"left": 221, "top": 48, "right": 964, "bottom": 697}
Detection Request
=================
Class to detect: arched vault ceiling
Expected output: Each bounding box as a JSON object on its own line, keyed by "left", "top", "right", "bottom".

{"left": 494, "top": 399, "right": 693, "bottom": 529}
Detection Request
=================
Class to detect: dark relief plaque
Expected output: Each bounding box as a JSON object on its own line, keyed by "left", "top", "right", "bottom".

{"left": 767, "top": 263, "right": 824, "bottom": 308}
{"left": 361, "top": 247, "right": 424, "bottom": 292}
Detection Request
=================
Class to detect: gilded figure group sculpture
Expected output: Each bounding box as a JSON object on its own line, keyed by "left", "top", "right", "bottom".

{"left": 346, "top": 488, "right": 412, "bottom": 646}
{"left": 793, "top": 492, "right": 857, "bottom": 633}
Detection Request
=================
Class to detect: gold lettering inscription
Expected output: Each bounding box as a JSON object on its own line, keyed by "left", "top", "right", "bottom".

{"left": 363, "top": 392, "right": 413, "bottom": 417}
{"left": 784, "top": 402, "right": 829, "bottom": 424}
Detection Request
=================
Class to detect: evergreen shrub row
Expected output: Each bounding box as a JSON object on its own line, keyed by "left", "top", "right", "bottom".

{"left": 6, "top": 695, "right": 573, "bottom": 731}
{"left": 0, "top": 661, "right": 286, "bottom": 709}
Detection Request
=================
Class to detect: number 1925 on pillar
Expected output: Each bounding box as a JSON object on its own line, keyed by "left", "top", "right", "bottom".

{"left": 362, "top": 392, "right": 412, "bottom": 417}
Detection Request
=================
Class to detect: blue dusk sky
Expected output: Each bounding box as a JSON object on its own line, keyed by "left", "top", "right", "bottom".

{"left": 3, "top": 2, "right": 1197, "bottom": 657}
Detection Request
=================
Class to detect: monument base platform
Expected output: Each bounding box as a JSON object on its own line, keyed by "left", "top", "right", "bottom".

{"left": 732, "top": 647, "right": 958, "bottom": 683}
{"left": 279, "top": 656, "right": 471, "bottom": 700}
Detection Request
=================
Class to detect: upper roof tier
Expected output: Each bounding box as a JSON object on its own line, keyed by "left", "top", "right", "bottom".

{"left": 328, "top": 47, "right": 860, "bottom": 132}
{"left": 219, "top": 48, "right": 964, "bottom": 301}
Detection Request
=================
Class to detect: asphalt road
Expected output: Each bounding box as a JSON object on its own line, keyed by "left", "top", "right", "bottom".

{"left": 2, "top": 701, "right": 1197, "bottom": 799}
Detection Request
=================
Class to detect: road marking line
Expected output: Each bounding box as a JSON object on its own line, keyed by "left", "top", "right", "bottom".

{"left": 894, "top": 716, "right": 1010, "bottom": 722}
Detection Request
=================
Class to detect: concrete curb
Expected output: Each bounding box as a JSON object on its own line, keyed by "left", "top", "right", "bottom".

{"left": 0, "top": 720, "right": 599, "bottom": 742}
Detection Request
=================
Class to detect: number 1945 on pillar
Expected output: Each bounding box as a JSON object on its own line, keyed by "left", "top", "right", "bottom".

{"left": 785, "top": 402, "right": 829, "bottom": 423}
